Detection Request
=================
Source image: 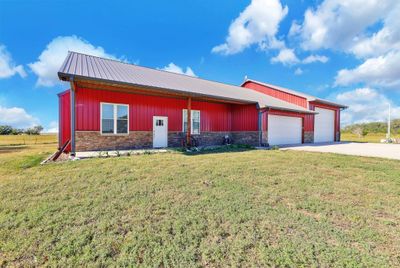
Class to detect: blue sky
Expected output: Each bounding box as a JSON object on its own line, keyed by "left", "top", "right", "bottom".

{"left": 1, "top": 0, "right": 399, "bottom": 131}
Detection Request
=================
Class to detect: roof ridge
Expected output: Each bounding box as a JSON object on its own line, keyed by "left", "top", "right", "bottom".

{"left": 243, "top": 78, "right": 316, "bottom": 100}
{"left": 67, "top": 51, "right": 248, "bottom": 90}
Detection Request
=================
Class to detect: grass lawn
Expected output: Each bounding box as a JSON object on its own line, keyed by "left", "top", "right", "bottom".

{"left": 1, "top": 144, "right": 400, "bottom": 267}
{"left": 341, "top": 132, "right": 400, "bottom": 143}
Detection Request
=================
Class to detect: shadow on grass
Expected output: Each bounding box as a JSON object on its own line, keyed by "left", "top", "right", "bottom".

{"left": 19, "top": 155, "right": 46, "bottom": 169}
{"left": 0, "top": 145, "right": 28, "bottom": 154}
{"left": 174, "top": 144, "right": 256, "bottom": 156}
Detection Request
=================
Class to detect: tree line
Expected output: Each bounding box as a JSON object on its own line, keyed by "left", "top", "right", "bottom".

{"left": 0, "top": 125, "right": 44, "bottom": 135}
{"left": 342, "top": 119, "right": 400, "bottom": 136}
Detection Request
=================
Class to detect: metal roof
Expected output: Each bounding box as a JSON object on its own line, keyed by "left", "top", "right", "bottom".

{"left": 242, "top": 79, "right": 347, "bottom": 108}
{"left": 58, "top": 51, "right": 316, "bottom": 114}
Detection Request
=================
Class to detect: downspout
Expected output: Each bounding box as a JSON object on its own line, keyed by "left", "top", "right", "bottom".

{"left": 258, "top": 107, "right": 268, "bottom": 147}
{"left": 58, "top": 96, "right": 61, "bottom": 149}
{"left": 257, "top": 104, "right": 263, "bottom": 147}
{"left": 186, "top": 97, "right": 192, "bottom": 147}
{"left": 70, "top": 76, "right": 76, "bottom": 157}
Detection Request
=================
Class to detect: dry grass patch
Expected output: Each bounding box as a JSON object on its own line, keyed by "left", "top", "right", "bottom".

{"left": 0, "top": 144, "right": 400, "bottom": 266}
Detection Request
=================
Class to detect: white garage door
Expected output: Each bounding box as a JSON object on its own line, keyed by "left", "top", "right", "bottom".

{"left": 314, "top": 107, "right": 335, "bottom": 143}
{"left": 268, "top": 115, "right": 302, "bottom": 146}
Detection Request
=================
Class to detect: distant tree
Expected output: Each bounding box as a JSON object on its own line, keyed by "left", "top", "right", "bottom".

{"left": 352, "top": 126, "right": 363, "bottom": 138}
{"left": 25, "top": 125, "right": 43, "bottom": 135}
{"left": 362, "top": 128, "right": 369, "bottom": 137}
{"left": 11, "top": 128, "right": 24, "bottom": 135}
{"left": 0, "top": 125, "right": 13, "bottom": 135}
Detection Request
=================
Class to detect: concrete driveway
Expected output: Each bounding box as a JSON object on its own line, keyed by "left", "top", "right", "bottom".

{"left": 281, "top": 142, "right": 400, "bottom": 160}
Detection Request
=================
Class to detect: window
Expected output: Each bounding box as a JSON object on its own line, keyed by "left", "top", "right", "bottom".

{"left": 182, "top": 109, "right": 200, "bottom": 134}
{"left": 156, "top": 119, "right": 164, "bottom": 126}
{"left": 101, "top": 103, "right": 129, "bottom": 134}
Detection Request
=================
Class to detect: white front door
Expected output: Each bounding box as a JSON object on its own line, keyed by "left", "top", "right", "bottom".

{"left": 314, "top": 107, "right": 335, "bottom": 143}
{"left": 153, "top": 116, "right": 168, "bottom": 148}
{"left": 268, "top": 115, "right": 302, "bottom": 146}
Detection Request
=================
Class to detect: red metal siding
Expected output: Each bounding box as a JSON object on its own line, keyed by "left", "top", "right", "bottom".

{"left": 304, "top": 103, "right": 315, "bottom": 132}
{"left": 58, "top": 90, "right": 71, "bottom": 151}
{"left": 261, "top": 110, "right": 267, "bottom": 132}
{"left": 192, "top": 101, "right": 232, "bottom": 132}
{"left": 231, "top": 104, "right": 258, "bottom": 131}
{"left": 75, "top": 87, "right": 238, "bottom": 132}
{"left": 242, "top": 81, "right": 308, "bottom": 108}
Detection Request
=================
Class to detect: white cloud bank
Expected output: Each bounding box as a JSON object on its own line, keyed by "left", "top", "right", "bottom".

{"left": 0, "top": 45, "right": 26, "bottom": 79}
{"left": 292, "top": 0, "right": 395, "bottom": 52}
{"left": 292, "top": 0, "right": 400, "bottom": 88}
{"left": 335, "top": 51, "right": 400, "bottom": 88}
{"left": 160, "top": 62, "right": 196, "bottom": 77}
{"left": 334, "top": 88, "right": 400, "bottom": 125}
{"left": 211, "top": 0, "right": 334, "bottom": 66}
{"left": 211, "top": 0, "right": 288, "bottom": 55}
{"left": 28, "top": 35, "right": 120, "bottom": 87}
{"left": 0, "top": 105, "right": 40, "bottom": 129}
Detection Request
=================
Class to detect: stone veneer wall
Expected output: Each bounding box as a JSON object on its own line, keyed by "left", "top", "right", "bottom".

{"left": 261, "top": 130, "right": 268, "bottom": 146}
{"left": 232, "top": 131, "right": 259, "bottom": 146}
{"left": 76, "top": 131, "right": 260, "bottom": 151}
{"left": 76, "top": 131, "right": 153, "bottom": 151}
{"left": 304, "top": 131, "right": 314, "bottom": 143}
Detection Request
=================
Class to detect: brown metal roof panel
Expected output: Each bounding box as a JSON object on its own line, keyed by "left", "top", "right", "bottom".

{"left": 57, "top": 52, "right": 316, "bottom": 114}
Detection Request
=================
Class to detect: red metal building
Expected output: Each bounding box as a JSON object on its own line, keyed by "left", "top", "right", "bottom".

{"left": 58, "top": 52, "right": 345, "bottom": 155}
{"left": 242, "top": 80, "right": 346, "bottom": 144}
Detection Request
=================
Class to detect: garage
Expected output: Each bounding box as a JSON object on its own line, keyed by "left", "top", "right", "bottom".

{"left": 314, "top": 107, "right": 335, "bottom": 143}
{"left": 268, "top": 115, "right": 302, "bottom": 146}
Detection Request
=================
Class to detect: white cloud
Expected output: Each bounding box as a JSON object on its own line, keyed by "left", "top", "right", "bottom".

{"left": 349, "top": 2, "right": 400, "bottom": 58}
{"left": 0, "top": 45, "right": 26, "bottom": 79}
{"left": 334, "top": 88, "right": 400, "bottom": 125}
{"left": 160, "top": 62, "right": 197, "bottom": 77}
{"left": 270, "top": 48, "right": 299, "bottom": 65}
{"left": 0, "top": 105, "right": 40, "bottom": 129}
{"left": 211, "top": 0, "right": 288, "bottom": 55}
{"left": 294, "top": 68, "right": 303, "bottom": 75}
{"left": 28, "top": 35, "right": 120, "bottom": 87}
{"left": 302, "top": 54, "right": 329, "bottom": 64}
{"left": 288, "top": 21, "right": 301, "bottom": 37}
{"left": 294, "top": 0, "right": 395, "bottom": 52}
{"left": 335, "top": 51, "right": 400, "bottom": 88}
{"left": 44, "top": 121, "right": 58, "bottom": 133}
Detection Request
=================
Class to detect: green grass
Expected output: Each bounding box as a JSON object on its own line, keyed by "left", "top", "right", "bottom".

{"left": 341, "top": 132, "right": 400, "bottom": 143}
{"left": 0, "top": 134, "right": 57, "bottom": 146}
{"left": 1, "top": 144, "right": 400, "bottom": 266}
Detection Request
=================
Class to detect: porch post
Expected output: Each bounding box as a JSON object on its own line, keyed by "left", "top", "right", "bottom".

{"left": 70, "top": 77, "right": 76, "bottom": 156}
{"left": 187, "top": 97, "right": 192, "bottom": 147}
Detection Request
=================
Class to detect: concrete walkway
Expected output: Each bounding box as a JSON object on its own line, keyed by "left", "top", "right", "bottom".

{"left": 281, "top": 142, "right": 400, "bottom": 160}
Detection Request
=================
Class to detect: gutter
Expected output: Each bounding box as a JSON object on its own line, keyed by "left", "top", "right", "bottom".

{"left": 70, "top": 76, "right": 76, "bottom": 157}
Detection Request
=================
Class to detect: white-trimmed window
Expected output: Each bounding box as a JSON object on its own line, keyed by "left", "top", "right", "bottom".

{"left": 183, "top": 109, "right": 200, "bottom": 134}
{"left": 101, "top": 103, "right": 129, "bottom": 134}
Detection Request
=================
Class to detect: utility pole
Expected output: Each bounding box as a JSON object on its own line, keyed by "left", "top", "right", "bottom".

{"left": 387, "top": 103, "right": 391, "bottom": 140}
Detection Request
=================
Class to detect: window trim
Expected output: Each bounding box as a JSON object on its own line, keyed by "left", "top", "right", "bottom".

{"left": 100, "top": 102, "right": 129, "bottom": 135}
{"left": 182, "top": 109, "right": 201, "bottom": 135}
